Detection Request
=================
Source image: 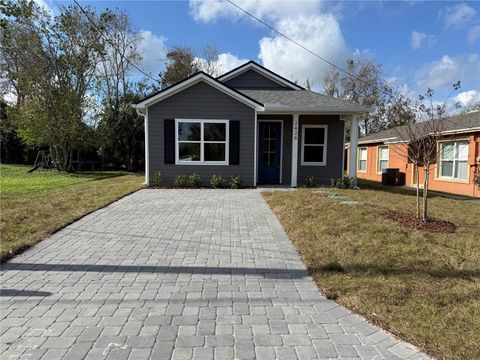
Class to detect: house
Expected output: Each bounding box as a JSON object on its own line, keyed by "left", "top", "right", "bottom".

{"left": 134, "top": 61, "right": 369, "bottom": 187}
{"left": 346, "top": 111, "right": 480, "bottom": 198}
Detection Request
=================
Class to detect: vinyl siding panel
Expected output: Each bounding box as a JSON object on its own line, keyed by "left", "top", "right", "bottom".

{"left": 224, "top": 69, "right": 289, "bottom": 89}
{"left": 148, "top": 81, "right": 256, "bottom": 186}
{"left": 297, "top": 115, "right": 345, "bottom": 186}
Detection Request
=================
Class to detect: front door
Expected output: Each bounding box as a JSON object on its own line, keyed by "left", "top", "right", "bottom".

{"left": 258, "top": 122, "right": 281, "bottom": 184}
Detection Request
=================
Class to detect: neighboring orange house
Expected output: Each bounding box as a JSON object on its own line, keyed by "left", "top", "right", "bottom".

{"left": 346, "top": 111, "right": 480, "bottom": 198}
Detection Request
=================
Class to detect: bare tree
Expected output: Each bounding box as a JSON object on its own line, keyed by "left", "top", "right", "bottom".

{"left": 388, "top": 83, "right": 461, "bottom": 222}
{"left": 198, "top": 44, "right": 221, "bottom": 77}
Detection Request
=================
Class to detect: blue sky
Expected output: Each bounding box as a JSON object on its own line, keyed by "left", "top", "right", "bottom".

{"left": 47, "top": 0, "right": 480, "bottom": 109}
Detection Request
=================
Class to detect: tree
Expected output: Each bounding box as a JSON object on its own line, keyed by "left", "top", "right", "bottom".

{"left": 323, "top": 58, "right": 406, "bottom": 137}
{"left": 388, "top": 83, "right": 461, "bottom": 223}
{"left": 160, "top": 46, "right": 200, "bottom": 88}
{"left": 0, "top": 1, "right": 104, "bottom": 171}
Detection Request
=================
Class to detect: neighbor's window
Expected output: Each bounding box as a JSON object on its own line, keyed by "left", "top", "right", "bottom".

{"left": 301, "top": 125, "right": 328, "bottom": 166}
{"left": 176, "top": 119, "right": 228, "bottom": 164}
{"left": 358, "top": 147, "right": 367, "bottom": 172}
{"left": 439, "top": 141, "right": 468, "bottom": 180}
{"left": 377, "top": 145, "right": 389, "bottom": 173}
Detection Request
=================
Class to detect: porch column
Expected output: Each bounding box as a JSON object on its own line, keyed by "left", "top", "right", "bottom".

{"left": 291, "top": 114, "right": 299, "bottom": 187}
{"left": 348, "top": 115, "right": 359, "bottom": 178}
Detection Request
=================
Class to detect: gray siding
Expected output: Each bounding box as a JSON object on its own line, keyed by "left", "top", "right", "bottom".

{"left": 297, "top": 115, "right": 345, "bottom": 186}
{"left": 224, "top": 69, "right": 289, "bottom": 89}
{"left": 257, "top": 114, "right": 292, "bottom": 185}
{"left": 148, "top": 81, "right": 256, "bottom": 186}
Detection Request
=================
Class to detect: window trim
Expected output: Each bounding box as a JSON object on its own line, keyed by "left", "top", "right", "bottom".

{"left": 175, "top": 119, "right": 229, "bottom": 165}
{"left": 436, "top": 139, "right": 469, "bottom": 183}
{"left": 300, "top": 125, "right": 328, "bottom": 166}
{"left": 357, "top": 147, "right": 368, "bottom": 173}
{"left": 376, "top": 145, "right": 389, "bottom": 174}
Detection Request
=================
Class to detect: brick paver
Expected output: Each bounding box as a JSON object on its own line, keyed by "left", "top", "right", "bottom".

{"left": 0, "top": 189, "right": 430, "bottom": 359}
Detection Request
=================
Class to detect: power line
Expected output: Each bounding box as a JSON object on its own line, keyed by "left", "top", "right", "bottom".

{"left": 72, "top": 0, "right": 160, "bottom": 84}
{"left": 225, "top": 0, "right": 472, "bottom": 130}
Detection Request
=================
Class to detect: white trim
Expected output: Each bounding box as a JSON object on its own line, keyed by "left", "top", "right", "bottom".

{"left": 348, "top": 115, "right": 359, "bottom": 178}
{"left": 253, "top": 111, "right": 257, "bottom": 187}
{"left": 218, "top": 62, "right": 303, "bottom": 90}
{"left": 300, "top": 124, "right": 328, "bottom": 166}
{"left": 357, "top": 147, "right": 368, "bottom": 173}
{"left": 257, "top": 120, "right": 284, "bottom": 184}
{"left": 341, "top": 116, "right": 346, "bottom": 178}
{"left": 136, "top": 73, "right": 264, "bottom": 111}
{"left": 262, "top": 108, "right": 370, "bottom": 115}
{"left": 376, "top": 145, "right": 389, "bottom": 174}
{"left": 144, "top": 108, "right": 149, "bottom": 185}
{"left": 174, "top": 119, "right": 229, "bottom": 166}
{"left": 437, "top": 139, "right": 469, "bottom": 181}
{"left": 291, "top": 114, "right": 299, "bottom": 187}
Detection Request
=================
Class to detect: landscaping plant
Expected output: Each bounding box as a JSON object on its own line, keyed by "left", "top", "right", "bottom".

{"left": 189, "top": 173, "right": 201, "bottom": 188}
{"left": 174, "top": 174, "right": 190, "bottom": 187}
{"left": 305, "top": 176, "right": 317, "bottom": 188}
{"left": 229, "top": 175, "right": 241, "bottom": 189}
{"left": 152, "top": 171, "right": 162, "bottom": 186}
{"left": 209, "top": 174, "right": 224, "bottom": 188}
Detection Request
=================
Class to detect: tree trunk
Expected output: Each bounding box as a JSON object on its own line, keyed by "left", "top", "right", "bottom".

{"left": 415, "top": 165, "right": 420, "bottom": 218}
{"left": 423, "top": 164, "right": 430, "bottom": 224}
{"left": 66, "top": 151, "right": 74, "bottom": 172}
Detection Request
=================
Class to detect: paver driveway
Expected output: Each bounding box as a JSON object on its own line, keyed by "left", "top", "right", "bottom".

{"left": 1, "top": 189, "right": 429, "bottom": 360}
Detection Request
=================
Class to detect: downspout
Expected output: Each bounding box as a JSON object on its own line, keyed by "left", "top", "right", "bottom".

{"left": 134, "top": 105, "right": 149, "bottom": 186}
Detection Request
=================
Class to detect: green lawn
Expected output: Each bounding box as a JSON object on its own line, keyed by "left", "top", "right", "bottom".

{"left": 0, "top": 164, "right": 144, "bottom": 261}
{"left": 263, "top": 185, "right": 480, "bottom": 360}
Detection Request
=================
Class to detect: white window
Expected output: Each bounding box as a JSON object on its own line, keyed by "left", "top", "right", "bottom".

{"left": 439, "top": 141, "right": 468, "bottom": 180}
{"left": 358, "top": 147, "right": 367, "bottom": 172}
{"left": 301, "top": 125, "right": 327, "bottom": 166}
{"left": 377, "top": 145, "right": 389, "bottom": 173}
{"left": 175, "top": 119, "right": 229, "bottom": 165}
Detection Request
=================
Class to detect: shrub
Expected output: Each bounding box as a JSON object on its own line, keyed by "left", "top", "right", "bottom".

{"left": 330, "top": 176, "right": 358, "bottom": 189}
{"left": 305, "top": 176, "right": 317, "bottom": 188}
{"left": 189, "top": 173, "right": 201, "bottom": 188}
{"left": 210, "top": 174, "right": 224, "bottom": 188}
{"left": 174, "top": 174, "right": 189, "bottom": 187}
{"left": 230, "top": 175, "right": 241, "bottom": 189}
{"left": 342, "top": 176, "right": 351, "bottom": 188}
{"left": 152, "top": 171, "right": 162, "bottom": 186}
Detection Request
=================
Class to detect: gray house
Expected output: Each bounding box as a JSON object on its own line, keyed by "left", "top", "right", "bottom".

{"left": 134, "top": 61, "right": 368, "bottom": 187}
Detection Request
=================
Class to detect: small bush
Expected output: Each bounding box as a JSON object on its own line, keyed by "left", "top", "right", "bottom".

{"left": 305, "top": 176, "right": 317, "bottom": 188}
{"left": 230, "top": 175, "right": 241, "bottom": 189}
{"left": 174, "top": 174, "right": 189, "bottom": 187}
{"left": 152, "top": 171, "right": 162, "bottom": 186}
{"left": 210, "top": 174, "right": 224, "bottom": 188}
{"left": 189, "top": 173, "right": 201, "bottom": 188}
{"left": 330, "top": 176, "right": 358, "bottom": 189}
{"left": 342, "top": 176, "right": 351, "bottom": 188}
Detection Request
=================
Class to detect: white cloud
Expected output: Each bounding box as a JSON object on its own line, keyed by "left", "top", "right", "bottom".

{"left": 189, "top": 0, "right": 322, "bottom": 24}
{"left": 442, "top": 3, "right": 477, "bottom": 29}
{"left": 33, "top": 0, "right": 55, "bottom": 15}
{"left": 442, "top": 89, "right": 480, "bottom": 114}
{"left": 216, "top": 53, "right": 249, "bottom": 73}
{"left": 467, "top": 25, "right": 480, "bottom": 43}
{"left": 136, "top": 30, "right": 168, "bottom": 78}
{"left": 410, "top": 31, "right": 435, "bottom": 50}
{"left": 258, "top": 14, "right": 348, "bottom": 88}
{"left": 415, "top": 54, "right": 480, "bottom": 90}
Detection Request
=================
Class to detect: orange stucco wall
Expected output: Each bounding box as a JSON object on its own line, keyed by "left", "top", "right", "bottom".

{"left": 347, "top": 132, "right": 480, "bottom": 198}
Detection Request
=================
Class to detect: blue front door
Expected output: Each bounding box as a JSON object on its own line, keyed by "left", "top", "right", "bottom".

{"left": 258, "top": 122, "right": 281, "bottom": 184}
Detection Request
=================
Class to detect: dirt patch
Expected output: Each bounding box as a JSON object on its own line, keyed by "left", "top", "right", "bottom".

{"left": 384, "top": 210, "right": 456, "bottom": 233}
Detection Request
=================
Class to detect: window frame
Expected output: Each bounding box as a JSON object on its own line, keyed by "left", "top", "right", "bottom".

{"left": 376, "top": 145, "right": 389, "bottom": 174}
{"left": 437, "top": 139, "right": 469, "bottom": 182}
{"left": 300, "top": 125, "right": 328, "bottom": 166}
{"left": 175, "top": 119, "right": 229, "bottom": 165}
{"left": 357, "top": 147, "right": 368, "bottom": 173}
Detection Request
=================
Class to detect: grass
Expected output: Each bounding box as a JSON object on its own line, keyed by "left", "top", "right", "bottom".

{"left": 262, "top": 184, "right": 480, "bottom": 360}
{"left": 0, "top": 164, "right": 144, "bottom": 261}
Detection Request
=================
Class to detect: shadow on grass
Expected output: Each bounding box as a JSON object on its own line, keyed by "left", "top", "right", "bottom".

{"left": 69, "top": 171, "right": 133, "bottom": 181}
{"left": 1, "top": 263, "right": 309, "bottom": 279}
{"left": 311, "top": 263, "right": 480, "bottom": 280}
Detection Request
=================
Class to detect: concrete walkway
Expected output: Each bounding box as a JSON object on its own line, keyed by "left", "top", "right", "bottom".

{"left": 0, "top": 189, "right": 430, "bottom": 359}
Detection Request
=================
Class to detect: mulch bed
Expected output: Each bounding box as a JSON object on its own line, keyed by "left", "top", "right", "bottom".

{"left": 384, "top": 210, "right": 457, "bottom": 233}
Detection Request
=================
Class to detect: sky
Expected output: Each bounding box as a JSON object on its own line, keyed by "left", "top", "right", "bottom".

{"left": 41, "top": 0, "right": 480, "bottom": 110}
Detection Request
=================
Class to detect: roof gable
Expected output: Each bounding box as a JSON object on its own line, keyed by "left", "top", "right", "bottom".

{"left": 135, "top": 72, "right": 264, "bottom": 112}
{"left": 217, "top": 61, "right": 304, "bottom": 91}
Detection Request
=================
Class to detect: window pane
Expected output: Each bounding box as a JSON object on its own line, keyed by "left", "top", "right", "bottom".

{"left": 441, "top": 160, "right": 453, "bottom": 177}
{"left": 441, "top": 143, "right": 454, "bottom": 160}
{"left": 178, "top": 122, "right": 200, "bottom": 141}
{"left": 263, "top": 152, "right": 270, "bottom": 165}
{"left": 359, "top": 160, "right": 366, "bottom": 171}
{"left": 179, "top": 143, "right": 200, "bottom": 161}
{"left": 379, "top": 160, "right": 388, "bottom": 172}
{"left": 204, "top": 123, "right": 226, "bottom": 141}
{"left": 456, "top": 142, "right": 468, "bottom": 160}
{"left": 359, "top": 149, "right": 367, "bottom": 160}
{"left": 304, "top": 146, "right": 324, "bottom": 163}
{"left": 204, "top": 143, "right": 225, "bottom": 162}
{"left": 455, "top": 160, "right": 468, "bottom": 179}
{"left": 304, "top": 128, "right": 325, "bottom": 144}
{"left": 379, "top": 147, "right": 389, "bottom": 160}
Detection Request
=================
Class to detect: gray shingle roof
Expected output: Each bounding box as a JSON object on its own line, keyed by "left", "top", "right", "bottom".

{"left": 358, "top": 111, "right": 480, "bottom": 144}
{"left": 239, "top": 89, "right": 370, "bottom": 113}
